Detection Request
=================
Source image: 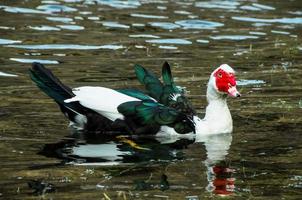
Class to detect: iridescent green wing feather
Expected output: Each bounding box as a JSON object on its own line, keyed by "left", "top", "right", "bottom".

{"left": 135, "top": 62, "right": 196, "bottom": 116}
{"left": 117, "top": 100, "right": 195, "bottom": 134}
{"left": 161, "top": 62, "right": 196, "bottom": 115}
{"left": 135, "top": 64, "right": 163, "bottom": 101}
{"left": 117, "top": 88, "right": 154, "bottom": 101}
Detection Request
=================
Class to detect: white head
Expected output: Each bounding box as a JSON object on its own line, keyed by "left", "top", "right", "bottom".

{"left": 208, "top": 64, "right": 241, "bottom": 98}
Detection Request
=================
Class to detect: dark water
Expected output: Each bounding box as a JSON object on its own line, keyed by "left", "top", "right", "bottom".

{"left": 0, "top": 0, "right": 302, "bottom": 199}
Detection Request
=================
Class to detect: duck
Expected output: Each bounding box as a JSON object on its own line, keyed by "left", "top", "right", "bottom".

{"left": 29, "top": 61, "right": 240, "bottom": 137}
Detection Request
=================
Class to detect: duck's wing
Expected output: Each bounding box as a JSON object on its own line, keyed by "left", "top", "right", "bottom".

{"left": 161, "top": 62, "right": 196, "bottom": 115}
{"left": 117, "top": 88, "right": 155, "bottom": 101}
{"left": 134, "top": 64, "right": 163, "bottom": 101}
{"left": 118, "top": 100, "right": 195, "bottom": 134}
{"left": 135, "top": 62, "right": 196, "bottom": 116}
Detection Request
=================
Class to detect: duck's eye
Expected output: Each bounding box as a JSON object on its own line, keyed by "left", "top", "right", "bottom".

{"left": 218, "top": 73, "right": 222, "bottom": 78}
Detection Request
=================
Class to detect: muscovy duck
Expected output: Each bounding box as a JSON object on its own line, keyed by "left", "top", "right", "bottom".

{"left": 29, "top": 61, "right": 240, "bottom": 136}
{"left": 29, "top": 62, "right": 195, "bottom": 135}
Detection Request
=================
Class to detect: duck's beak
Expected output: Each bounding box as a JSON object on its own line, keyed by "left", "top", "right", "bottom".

{"left": 227, "top": 86, "right": 241, "bottom": 97}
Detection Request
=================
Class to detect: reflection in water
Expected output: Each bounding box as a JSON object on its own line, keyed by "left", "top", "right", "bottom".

{"left": 41, "top": 132, "right": 234, "bottom": 196}
{"left": 197, "top": 133, "right": 234, "bottom": 196}
{"left": 41, "top": 134, "right": 194, "bottom": 166}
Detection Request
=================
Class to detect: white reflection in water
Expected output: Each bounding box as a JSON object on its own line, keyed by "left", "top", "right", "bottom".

{"left": 72, "top": 143, "right": 131, "bottom": 161}
{"left": 197, "top": 133, "right": 235, "bottom": 196}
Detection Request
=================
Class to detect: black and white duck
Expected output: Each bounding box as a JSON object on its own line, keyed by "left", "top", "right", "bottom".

{"left": 29, "top": 61, "right": 240, "bottom": 137}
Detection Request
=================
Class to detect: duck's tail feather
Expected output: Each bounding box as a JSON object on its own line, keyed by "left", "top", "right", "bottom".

{"left": 29, "top": 62, "right": 74, "bottom": 103}
{"left": 29, "top": 62, "right": 124, "bottom": 132}
{"left": 29, "top": 62, "right": 86, "bottom": 124}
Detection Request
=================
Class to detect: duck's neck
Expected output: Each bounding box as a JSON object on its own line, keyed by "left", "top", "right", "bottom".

{"left": 195, "top": 80, "right": 233, "bottom": 135}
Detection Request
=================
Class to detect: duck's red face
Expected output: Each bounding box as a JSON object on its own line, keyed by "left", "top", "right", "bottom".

{"left": 214, "top": 68, "right": 241, "bottom": 97}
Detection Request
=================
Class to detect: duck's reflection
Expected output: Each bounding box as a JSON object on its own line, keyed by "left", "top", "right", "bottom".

{"left": 41, "top": 133, "right": 194, "bottom": 165}
{"left": 40, "top": 132, "right": 234, "bottom": 195}
{"left": 197, "top": 133, "right": 235, "bottom": 196}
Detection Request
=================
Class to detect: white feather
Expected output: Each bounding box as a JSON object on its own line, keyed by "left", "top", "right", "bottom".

{"left": 64, "top": 86, "right": 140, "bottom": 121}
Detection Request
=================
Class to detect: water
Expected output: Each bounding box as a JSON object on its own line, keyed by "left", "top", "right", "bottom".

{"left": 0, "top": 0, "right": 302, "bottom": 199}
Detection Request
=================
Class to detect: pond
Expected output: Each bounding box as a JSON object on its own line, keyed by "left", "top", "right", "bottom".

{"left": 0, "top": 0, "right": 302, "bottom": 199}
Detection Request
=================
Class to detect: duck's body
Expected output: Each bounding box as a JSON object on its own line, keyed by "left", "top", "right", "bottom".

{"left": 29, "top": 62, "right": 240, "bottom": 137}
{"left": 29, "top": 62, "right": 195, "bottom": 135}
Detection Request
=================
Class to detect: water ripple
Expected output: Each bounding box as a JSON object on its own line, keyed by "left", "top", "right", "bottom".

{"left": 6, "top": 44, "right": 124, "bottom": 50}
{"left": 28, "top": 25, "right": 61, "bottom": 31}
{"left": 210, "top": 35, "right": 259, "bottom": 40}
{"left": 10, "top": 58, "right": 59, "bottom": 64}
{"left": 237, "top": 79, "right": 265, "bottom": 86}
{"left": 37, "top": 4, "right": 77, "bottom": 13}
{"left": 0, "top": 5, "right": 46, "bottom": 14}
{"left": 240, "top": 5, "right": 262, "bottom": 11}
{"left": 57, "top": 25, "right": 85, "bottom": 30}
{"left": 0, "top": 71, "right": 18, "bottom": 77}
{"left": 130, "top": 13, "right": 168, "bottom": 19}
{"left": 232, "top": 16, "right": 302, "bottom": 24}
{"left": 146, "top": 39, "right": 192, "bottom": 45}
{"left": 46, "top": 17, "right": 73, "bottom": 23}
{"left": 0, "top": 38, "right": 22, "bottom": 45}
{"left": 196, "top": 39, "right": 210, "bottom": 44}
{"left": 175, "top": 19, "right": 224, "bottom": 29}
{"left": 195, "top": 1, "right": 240, "bottom": 10}
{"left": 129, "top": 34, "right": 160, "bottom": 39}
{"left": 149, "top": 22, "right": 180, "bottom": 30}
{"left": 102, "top": 21, "right": 130, "bottom": 29}
{"left": 90, "top": 0, "right": 141, "bottom": 9}
{"left": 249, "top": 31, "right": 267, "bottom": 36}
{"left": 252, "top": 3, "right": 275, "bottom": 11}
{"left": 271, "top": 30, "right": 290, "bottom": 35}
{"left": 158, "top": 45, "right": 178, "bottom": 50}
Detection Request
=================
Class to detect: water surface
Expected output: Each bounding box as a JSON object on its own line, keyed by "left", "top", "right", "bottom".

{"left": 0, "top": 0, "right": 302, "bottom": 199}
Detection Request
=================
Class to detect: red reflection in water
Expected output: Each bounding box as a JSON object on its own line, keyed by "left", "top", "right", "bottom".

{"left": 210, "top": 165, "right": 236, "bottom": 196}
